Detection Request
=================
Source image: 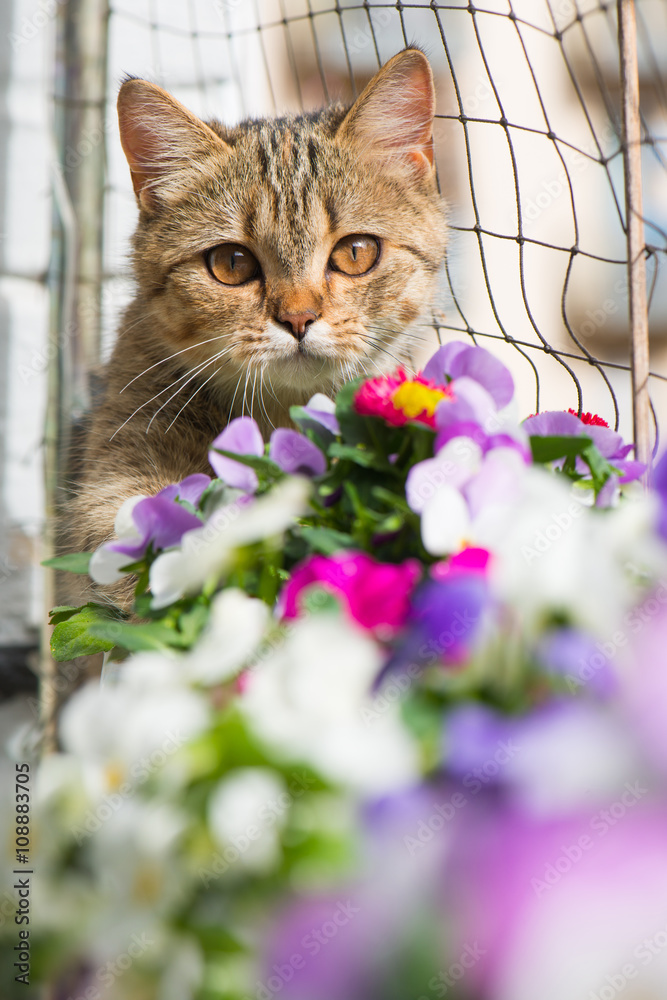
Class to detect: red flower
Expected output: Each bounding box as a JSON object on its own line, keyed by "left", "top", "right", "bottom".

{"left": 567, "top": 409, "right": 609, "bottom": 428}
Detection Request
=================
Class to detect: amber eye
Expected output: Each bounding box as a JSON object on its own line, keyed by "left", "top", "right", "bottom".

{"left": 206, "top": 243, "right": 260, "bottom": 285}
{"left": 328, "top": 234, "right": 380, "bottom": 276}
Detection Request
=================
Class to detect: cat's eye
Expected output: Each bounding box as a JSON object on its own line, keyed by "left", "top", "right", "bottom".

{"left": 206, "top": 243, "right": 259, "bottom": 285}
{"left": 328, "top": 235, "right": 380, "bottom": 276}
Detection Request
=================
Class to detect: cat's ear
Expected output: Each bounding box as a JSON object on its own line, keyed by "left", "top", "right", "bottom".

{"left": 337, "top": 48, "right": 436, "bottom": 178}
{"left": 117, "top": 78, "right": 232, "bottom": 211}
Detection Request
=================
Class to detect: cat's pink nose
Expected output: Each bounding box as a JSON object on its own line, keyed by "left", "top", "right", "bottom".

{"left": 279, "top": 311, "right": 317, "bottom": 342}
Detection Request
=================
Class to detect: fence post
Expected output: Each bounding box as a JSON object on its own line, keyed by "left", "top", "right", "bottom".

{"left": 42, "top": 0, "right": 110, "bottom": 751}
{"left": 618, "top": 0, "right": 651, "bottom": 472}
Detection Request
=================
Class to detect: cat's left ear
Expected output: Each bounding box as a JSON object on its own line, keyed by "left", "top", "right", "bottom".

{"left": 337, "top": 48, "right": 436, "bottom": 178}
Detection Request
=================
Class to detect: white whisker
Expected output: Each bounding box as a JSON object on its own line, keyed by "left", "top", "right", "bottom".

{"left": 119, "top": 334, "right": 230, "bottom": 393}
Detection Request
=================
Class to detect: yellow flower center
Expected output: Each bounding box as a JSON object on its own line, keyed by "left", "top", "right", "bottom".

{"left": 391, "top": 381, "right": 451, "bottom": 418}
{"left": 104, "top": 760, "right": 126, "bottom": 793}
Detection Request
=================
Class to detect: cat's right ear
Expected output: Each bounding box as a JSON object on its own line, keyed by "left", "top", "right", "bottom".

{"left": 117, "top": 79, "right": 232, "bottom": 212}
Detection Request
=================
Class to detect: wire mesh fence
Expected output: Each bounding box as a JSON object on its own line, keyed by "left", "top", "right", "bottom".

{"left": 72, "top": 0, "right": 666, "bottom": 456}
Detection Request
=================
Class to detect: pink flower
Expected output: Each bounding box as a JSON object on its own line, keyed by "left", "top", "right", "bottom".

{"left": 279, "top": 552, "right": 421, "bottom": 635}
{"left": 353, "top": 370, "right": 453, "bottom": 428}
{"left": 431, "top": 547, "right": 492, "bottom": 581}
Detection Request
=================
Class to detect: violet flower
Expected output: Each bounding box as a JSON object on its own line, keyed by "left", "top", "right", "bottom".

{"left": 523, "top": 410, "right": 645, "bottom": 487}
{"left": 157, "top": 472, "right": 211, "bottom": 508}
{"left": 292, "top": 392, "right": 340, "bottom": 441}
{"left": 651, "top": 448, "right": 667, "bottom": 541}
{"left": 268, "top": 428, "right": 327, "bottom": 477}
{"left": 536, "top": 626, "right": 617, "bottom": 698}
{"left": 209, "top": 416, "right": 264, "bottom": 493}
{"left": 105, "top": 494, "right": 203, "bottom": 561}
{"left": 378, "top": 572, "right": 491, "bottom": 686}
{"left": 422, "top": 341, "right": 515, "bottom": 409}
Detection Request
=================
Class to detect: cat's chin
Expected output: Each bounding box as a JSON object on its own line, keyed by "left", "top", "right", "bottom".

{"left": 267, "top": 353, "right": 350, "bottom": 396}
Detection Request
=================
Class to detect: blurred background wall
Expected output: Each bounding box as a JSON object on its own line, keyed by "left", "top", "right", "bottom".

{"left": 1, "top": 0, "right": 666, "bottom": 698}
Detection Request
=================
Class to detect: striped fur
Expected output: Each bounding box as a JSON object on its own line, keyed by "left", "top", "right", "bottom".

{"left": 68, "top": 49, "right": 448, "bottom": 586}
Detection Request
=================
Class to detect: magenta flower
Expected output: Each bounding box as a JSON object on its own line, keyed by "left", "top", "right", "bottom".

{"left": 279, "top": 551, "right": 421, "bottom": 635}
{"left": 431, "top": 546, "right": 492, "bottom": 580}
{"left": 268, "top": 428, "right": 327, "bottom": 477}
{"left": 209, "top": 416, "right": 264, "bottom": 493}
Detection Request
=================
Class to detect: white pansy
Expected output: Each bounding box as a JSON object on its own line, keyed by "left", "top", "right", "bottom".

{"left": 415, "top": 445, "right": 525, "bottom": 555}
{"left": 420, "top": 484, "right": 471, "bottom": 554}
{"left": 89, "top": 494, "right": 146, "bottom": 585}
{"left": 89, "top": 546, "right": 136, "bottom": 585}
{"left": 407, "top": 437, "right": 483, "bottom": 515}
{"left": 487, "top": 465, "right": 659, "bottom": 636}
{"left": 208, "top": 767, "right": 288, "bottom": 874}
{"left": 241, "top": 612, "right": 418, "bottom": 794}
{"left": 185, "top": 588, "right": 271, "bottom": 686}
{"left": 59, "top": 664, "right": 209, "bottom": 801}
{"left": 114, "top": 494, "right": 146, "bottom": 535}
{"left": 150, "top": 476, "right": 311, "bottom": 608}
{"left": 307, "top": 392, "right": 336, "bottom": 413}
{"left": 86, "top": 799, "right": 190, "bottom": 949}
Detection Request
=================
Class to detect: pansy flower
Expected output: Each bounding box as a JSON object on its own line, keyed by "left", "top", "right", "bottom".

{"left": 209, "top": 416, "right": 327, "bottom": 491}
{"left": 523, "top": 409, "right": 645, "bottom": 490}
{"left": 89, "top": 490, "right": 205, "bottom": 585}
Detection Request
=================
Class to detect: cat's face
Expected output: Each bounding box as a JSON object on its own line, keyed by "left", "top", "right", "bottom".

{"left": 118, "top": 49, "right": 448, "bottom": 418}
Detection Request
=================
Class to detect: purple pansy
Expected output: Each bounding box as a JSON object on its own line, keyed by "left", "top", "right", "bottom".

{"left": 106, "top": 494, "right": 203, "bottom": 561}
{"left": 157, "top": 473, "right": 211, "bottom": 508}
{"left": 651, "top": 449, "right": 667, "bottom": 541}
{"left": 292, "top": 392, "right": 340, "bottom": 441}
{"left": 268, "top": 428, "right": 327, "bottom": 477}
{"left": 378, "top": 572, "right": 491, "bottom": 686}
{"left": 443, "top": 702, "right": 517, "bottom": 779}
{"left": 536, "top": 626, "right": 617, "bottom": 697}
{"left": 209, "top": 417, "right": 327, "bottom": 490}
{"left": 523, "top": 410, "right": 645, "bottom": 486}
{"left": 422, "top": 342, "right": 515, "bottom": 409}
{"left": 209, "top": 417, "right": 264, "bottom": 493}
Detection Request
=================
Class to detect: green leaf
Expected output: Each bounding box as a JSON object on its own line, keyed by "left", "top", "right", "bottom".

{"left": 50, "top": 604, "right": 125, "bottom": 661}
{"left": 177, "top": 602, "right": 211, "bottom": 646}
{"left": 42, "top": 552, "right": 92, "bottom": 575}
{"left": 48, "top": 605, "right": 80, "bottom": 624}
{"left": 334, "top": 377, "right": 373, "bottom": 445}
{"left": 328, "top": 441, "right": 394, "bottom": 471}
{"left": 87, "top": 619, "right": 189, "bottom": 653}
{"left": 529, "top": 434, "right": 594, "bottom": 464}
{"left": 370, "top": 485, "right": 412, "bottom": 514}
{"left": 299, "top": 525, "right": 355, "bottom": 555}
{"left": 580, "top": 441, "right": 615, "bottom": 488}
{"left": 289, "top": 405, "right": 336, "bottom": 451}
{"left": 211, "top": 448, "right": 283, "bottom": 478}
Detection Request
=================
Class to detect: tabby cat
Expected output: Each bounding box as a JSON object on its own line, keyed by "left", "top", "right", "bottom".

{"left": 70, "top": 47, "right": 448, "bottom": 563}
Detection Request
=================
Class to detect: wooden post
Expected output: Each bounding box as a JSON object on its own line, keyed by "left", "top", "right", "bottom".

{"left": 42, "top": 0, "right": 110, "bottom": 750}
{"left": 618, "top": 0, "right": 651, "bottom": 471}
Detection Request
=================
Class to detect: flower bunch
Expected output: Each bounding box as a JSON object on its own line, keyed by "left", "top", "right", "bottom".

{"left": 10, "top": 340, "right": 667, "bottom": 1000}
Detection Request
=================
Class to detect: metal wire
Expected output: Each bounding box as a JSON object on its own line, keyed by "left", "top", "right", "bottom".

{"left": 98, "top": 0, "right": 667, "bottom": 444}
